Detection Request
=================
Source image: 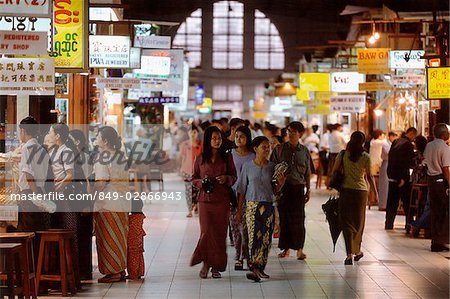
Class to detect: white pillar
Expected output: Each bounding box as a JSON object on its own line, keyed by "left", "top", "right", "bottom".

{"left": 16, "top": 95, "right": 29, "bottom": 122}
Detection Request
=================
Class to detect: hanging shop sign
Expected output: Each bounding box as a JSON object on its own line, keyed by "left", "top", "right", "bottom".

{"left": 299, "top": 73, "right": 330, "bottom": 91}
{"left": 89, "top": 35, "right": 130, "bottom": 68}
{"left": 306, "top": 104, "right": 331, "bottom": 115}
{"left": 427, "top": 67, "right": 450, "bottom": 99}
{"left": 296, "top": 88, "right": 310, "bottom": 102}
{"left": 357, "top": 48, "right": 390, "bottom": 74}
{"left": 52, "top": 0, "right": 88, "bottom": 71}
{"left": 389, "top": 50, "right": 425, "bottom": 69}
{"left": 330, "top": 95, "right": 366, "bottom": 113}
{"left": 138, "top": 97, "right": 180, "bottom": 104}
{"left": 133, "top": 35, "right": 171, "bottom": 49}
{"left": 0, "top": 0, "right": 51, "bottom": 18}
{"left": 0, "top": 31, "right": 47, "bottom": 55}
{"left": 0, "top": 17, "right": 49, "bottom": 32}
{"left": 96, "top": 78, "right": 141, "bottom": 89}
{"left": 129, "top": 47, "right": 141, "bottom": 69}
{"left": 0, "top": 58, "right": 55, "bottom": 95}
{"left": 391, "top": 74, "right": 425, "bottom": 85}
{"left": 359, "top": 81, "right": 393, "bottom": 91}
{"left": 330, "top": 72, "right": 365, "bottom": 93}
{"left": 314, "top": 91, "right": 337, "bottom": 104}
{"left": 137, "top": 55, "right": 171, "bottom": 76}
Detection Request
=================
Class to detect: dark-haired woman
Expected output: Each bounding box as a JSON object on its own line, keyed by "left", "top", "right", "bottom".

{"left": 332, "top": 131, "right": 378, "bottom": 265}
{"left": 93, "top": 126, "right": 130, "bottom": 282}
{"left": 191, "top": 126, "right": 237, "bottom": 279}
{"left": 236, "top": 136, "right": 285, "bottom": 281}
{"left": 230, "top": 126, "right": 255, "bottom": 270}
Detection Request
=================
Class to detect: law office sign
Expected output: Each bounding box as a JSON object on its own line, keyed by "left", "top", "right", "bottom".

{"left": 0, "top": 58, "right": 55, "bottom": 95}
{"left": 427, "top": 67, "right": 450, "bottom": 99}
{"left": 0, "top": 31, "right": 47, "bottom": 55}
{"left": 89, "top": 35, "right": 131, "bottom": 68}
{"left": 0, "top": 0, "right": 51, "bottom": 17}
{"left": 357, "top": 48, "right": 390, "bottom": 74}
{"left": 330, "top": 95, "right": 366, "bottom": 113}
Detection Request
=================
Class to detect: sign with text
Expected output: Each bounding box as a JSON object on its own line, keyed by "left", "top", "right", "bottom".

{"left": 330, "top": 72, "right": 365, "bottom": 93}
{"left": 0, "top": 31, "right": 47, "bottom": 55}
{"left": 138, "top": 55, "right": 171, "bottom": 76}
{"left": 357, "top": 48, "right": 390, "bottom": 74}
{"left": 89, "top": 35, "right": 130, "bottom": 68}
{"left": 330, "top": 95, "right": 366, "bottom": 113}
{"left": 299, "top": 73, "right": 330, "bottom": 91}
{"left": 389, "top": 50, "right": 425, "bottom": 69}
{"left": 134, "top": 35, "right": 171, "bottom": 49}
{"left": 0, "top": 0, "right": 51, "bottom": 17}
{"left": 96, "top": 78, "right": 141, "bottom": 89}
{"left": 306, "top": 104, "right": 331, "bottom": 115}
{"left": 0, "top": 58, "right": 55, "bottom": 95}
{"left": 359, "top": 81, "right": 393, "bottom": 91}
{"left": 427, "top": 67, "right": 450, "bottom": 99}
{"left": 391, "top": 74, "right": 425, "bottom": 85}
{"left": 138, "top": 97, "right": 180, "bottom": 104}
{"left": 52, "top": 0, "right": 87, "bottom": 70}
{"left": 129, "top": 47, "right": 141, "bottom": 69}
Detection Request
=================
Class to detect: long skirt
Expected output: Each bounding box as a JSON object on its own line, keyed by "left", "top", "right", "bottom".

{"left": 378, "top": 160, "right": 389, "bottom": 210}
{"left": 338, "top": 188, "right": 368, "bottom": 255}
{"left": 246, "top": 201, "right": 274, "bottom": 271}
{"left": 190, "top": 201, "right": 229, "bottom": 272}
{"left": 94, "top": 212, "right": 129, "bottom": 275}
{"left": 230, "top": 207, "right": 249, "bottom": 261}
{"left": 278, "top": 183, "right": 306, "bottom": 250}
{"left": 127, "top": 213, "right": 146, "bottom": 279}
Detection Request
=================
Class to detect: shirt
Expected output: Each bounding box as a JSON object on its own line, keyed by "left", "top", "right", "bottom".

{"left": 270, "top": 142, "right": 311, "bottom": 185}
{"left": 179, "top": 140, "right": 202, "bottom": 175}
{"left": 387, "top": 137, "right": 415, "bottom": 181}
{"left": 369, "top": 139, "right": 384, "bottom": 169}
{"left": 231, "top": 149, "right": 256, "bottom": 191}
{"left": 340, "top": 151, "right": 371, "bottom": 191}
{"left": 424, "top": 138, "right": 450, "bottom": 176}
{"left": 49, "top": 144, "right": 74, "bottom": 181}
{"left": 236, "top": 160, "right": 275, "bottom": 202}
{"left": 19, "top": 138, "right": 49, "bottom": 191}
{"left": 319, "top": 132, "right": 330, "bottom": 151}
{"left": 329, "top": 131, "right": 346, "bottom": 154}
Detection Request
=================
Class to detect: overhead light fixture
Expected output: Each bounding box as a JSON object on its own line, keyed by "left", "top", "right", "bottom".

{"left": 374, "top": 109, "right": 383, "bottom": 117}
{"left": 367, "top": 22, "right": 381, "bottom": 44}
{"left": 368, "top": 35, "right": 376, "bottom": 44}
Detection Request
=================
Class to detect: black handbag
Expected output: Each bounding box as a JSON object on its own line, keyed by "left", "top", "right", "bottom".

{"left": 229, "top": 187, "right": 238, "bottom": 208}
{"left": 329, "top": 150, "right": 345, "bottom": 192}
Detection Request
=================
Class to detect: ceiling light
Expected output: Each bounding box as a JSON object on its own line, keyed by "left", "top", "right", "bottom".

{"left": 374, "top": 109, "right": 383, "bottom": 117}
{"left": 373, "top": 32, "right": 380, "bottom": 40}
{"left": 398, "top": 97, "right": 406, "bottom": 104}
{"left": 368, "top": 36, "right": 376, "bottom": 44}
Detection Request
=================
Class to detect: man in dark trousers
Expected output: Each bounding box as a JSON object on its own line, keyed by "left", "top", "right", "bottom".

{"left": 385, "top": 127, "right": 417, "bottom": 230}
{"left": 424, "top": 123, "right": 450, "bottom": 252}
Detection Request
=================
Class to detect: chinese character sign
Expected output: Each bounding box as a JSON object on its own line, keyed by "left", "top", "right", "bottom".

{"left": 0, "top": 0, "right": 51, "bottom": 18}
{"left": 138, "top": 97, "right": 180, "bottom": 104}
{"left": 0, "top": 58, "right": 55, "bottom": 95}
{"left": 357, "top": 48, "right": 390, "bottom": 74}
{"left": 427, "top": 67, "right": 450, "bottom": 99}
{"left": 89, "top": 35, "right": 130, "bottom": 68}
{"left": 330, "top": 95, "right": 366, "bottom": 113}
{"left": 52, "top": 0, "right": 86, "bottom": 70}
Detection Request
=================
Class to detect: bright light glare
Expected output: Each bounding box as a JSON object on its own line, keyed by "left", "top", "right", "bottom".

{"left": 373, "top": 32, "right": 380, "bottom": 40}
{"left": 368, "top": 36, "right": 376, "bottom": 44}
{"left": 374, "top": 109, "right": 383, "bottom": 117}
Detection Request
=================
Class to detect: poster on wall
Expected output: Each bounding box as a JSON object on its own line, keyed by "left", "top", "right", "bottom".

{"left": 330, "top": 95, "right": 366, "bottom": 113}
{"left": 0, "top": 0, "right": 51, "bottom": 17}
{"left": 427, "top": 67, "right": 450, "bottom": 99}
{"left": 357, "top": 48, "right": 390, "bottom": 74}
{"left": 89, "top": 35, "right": 130, "bottom": 68}
{"left": 0, "top": 31, "right": 48, "bottom": 55}
{"left": 0, "top": 58, "right": 55, "bottom": 95}
{"left": 52, "top": 0, "right": 88, "bottom": 71}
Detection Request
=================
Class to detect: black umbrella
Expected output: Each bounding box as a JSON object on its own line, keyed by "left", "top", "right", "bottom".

{"left": 321, "top": 196, "right": 341, "bottom": 252}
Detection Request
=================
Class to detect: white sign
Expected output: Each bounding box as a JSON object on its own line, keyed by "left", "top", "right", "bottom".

{"left": 96, "top": 78, "right": 141, "bottom": 89}
{"left": 389, "top": 50, "right": 425, "bottom": 69}
{"left": 89, "top": 35, "right": 130, "bottom": 68}
{"left": 330, "top": 72, "right": 365, "bottom": 93}
{"left": 330, "top": 95, "right": 366, "bottom": 113}
{"left": 134, "top": 35, "right": 171, "bottom": 49}
{"left": 129, "top": 47, "right": 141, "bottom": 69}
{"left": 0, "top": 58, "right": 55, "bottom": 95}
{"left": 0, "top": 31, "right": 47, "bottom": 55}
{"left": 138, "top": 55, "right": 171, "bottom": 76}
{"left": 391, "top": 74, "right": 425, "bottom": 85}
{"left": 128, "top": 88, "right": 151, "bottom": 100}
{"left": 0, "top": 0, "right": 51, "bottom": 17}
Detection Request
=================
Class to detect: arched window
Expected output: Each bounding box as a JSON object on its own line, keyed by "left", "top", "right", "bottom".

{"left": 173, "top": 9, "right": 202, "bottom": 68}
{"left": 254, "top": 9, "right": 285, "bottom": 69}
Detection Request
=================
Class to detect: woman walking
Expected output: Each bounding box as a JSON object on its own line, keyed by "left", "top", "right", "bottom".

{"left": 191, "top": 126, "right": 237, "bottom": 279}
{"left": 230, "top": 126, "right": 255, "bottom": 270}
{"left": 236, "top": 136, "right": 285, "bottom": 281}
{"left": 331, "top": 131, "right": 378, "bottom": 265}
{"left": 93, "top": 126, "right": 130, "bottom": 282}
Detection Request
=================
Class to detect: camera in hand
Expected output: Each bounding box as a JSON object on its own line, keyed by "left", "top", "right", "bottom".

{"left": 202, "top": 177, "right": 215, "bottom": 194}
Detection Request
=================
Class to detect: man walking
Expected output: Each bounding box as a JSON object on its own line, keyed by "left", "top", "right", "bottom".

{"left": 424, "top": 123, "right": 450, "bottom": 252}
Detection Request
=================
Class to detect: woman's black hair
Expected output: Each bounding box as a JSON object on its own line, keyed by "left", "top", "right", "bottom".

{"left": 235, "top": 125, "right": 253, "bottom": 152}
{"left": 372, "top": 129, "right": 384, "bottom": 140}
{"left": 191, "top": 124, "right": 199, "bottom": 132}
{"left": 201, "top": 126, "right": 226, "bottom": 164}
{"left": 252, "top": 136, "right": 269, "bottom": 149}
{"left": 69, "top": 129, "right": 88, "bottom": 153}
{"left": 346, "top": 131, "right": 365, "bottom": 162}
{"left": 51, "top": 123, "right": 70, "bottom": 143}
{"left": 272, "top": 135, "right": 283, "bottom": 144}
{"left": 98, "top": 126, "right": 122, "bottom": 151}
{"left": 415, "top": 135, "right": 428, "bottom": 155}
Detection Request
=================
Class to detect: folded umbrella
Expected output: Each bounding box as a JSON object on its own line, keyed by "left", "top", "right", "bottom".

{"left": 321, "top": 196, "right": 341, "bottom": 252}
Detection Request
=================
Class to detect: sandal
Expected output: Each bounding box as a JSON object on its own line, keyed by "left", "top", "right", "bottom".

{"left": 278, "top": 250, "right": 290, "bottom": 258}
{"left": 211, "top": 270, "right": 221, "bottom": 279}
{"left": 354, "top": 252, "right": 364, "bottom": 261}
{"left": 186, "top": 212, "right": 193, "bottom": 218}
{"left": 246, "top": 271, "right": 261, "bottom": 282}
{"left": 257, "top": 270, "right": 270, "bottom": 279}
{"left": 199, "top": 264, "right": 209, "bottom": 279}
{"left": 297, "top": 253, "right": 307, "bottom": 260}
{"left": 98, "top": 274, "right": 122, "bottom": 283}
{"left": 234, "top": 260, "right": 244, "bottom": 271}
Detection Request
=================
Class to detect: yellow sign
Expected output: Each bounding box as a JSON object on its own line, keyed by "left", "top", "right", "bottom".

{"left": 296, "top": 88, "right": 310, "bottom": 102}
{"left": 306, "top": 104, "right": 331, "bottom": 115}
{"left": 314, "top": 91, "right": 337, "bottom": 103}
{"left": 299, "top": 73, "right": 330, "bottom": 91}
{"left": 427, "top": 67, "right": 450, "bottom": 99}
{"left": 357, "top": 48, "right": 390, "bottom": 74}
{"left": 52, "top": 0, "right": 87, "bottom": 71}
{"left": 359, "top": 81, "right": 393, "bottom": 91}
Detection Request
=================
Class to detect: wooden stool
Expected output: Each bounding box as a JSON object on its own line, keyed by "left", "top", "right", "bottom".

{"left": 407, "top": 183, "right": 428, "bottom": 228}
{"left": 0, "top": 243, "right": 24, "bottom": 298}
{"left": 0, "top": 232, "right": 37, "bottom": 299}
{"left": 36, "top": 230, "right": 79, "bottom": 297}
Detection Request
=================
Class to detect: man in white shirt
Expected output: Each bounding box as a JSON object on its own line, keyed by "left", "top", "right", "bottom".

{"left": 424, "top": 123, "right": 450, "bottom": 252}
{"left": 327, "top": 124, "right": 346, "bottom": 187}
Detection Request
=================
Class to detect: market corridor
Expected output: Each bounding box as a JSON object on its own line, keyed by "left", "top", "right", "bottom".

{"left": 40, "top": 173, "right": 449, "bottom": 299}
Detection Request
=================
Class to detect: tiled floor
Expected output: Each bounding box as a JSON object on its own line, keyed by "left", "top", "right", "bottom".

{"left": 42, "top": 174, "right": 449, "bottom": 299}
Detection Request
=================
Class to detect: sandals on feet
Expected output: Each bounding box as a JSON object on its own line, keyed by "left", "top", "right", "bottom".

{"left": 246, "top": 271, "right": 261, "bottom": 282}
{"left": 297, "top": 253, "right": 307, "bottom": 260}
{"left": 354, "top": 252, "right": 364, "bottom": 261}
{"left": 211, "top": 270, "right": 221, "bottom": 279}
{"left": 278, "top": 250, "right": 289, "bottom": 258}
{"left": 234, "top": 260, "right": 244, "bottom": 271}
